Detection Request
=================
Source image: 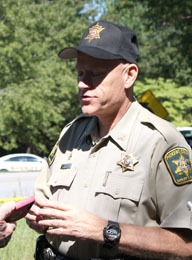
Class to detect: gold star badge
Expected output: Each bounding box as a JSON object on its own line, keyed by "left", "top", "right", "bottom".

{"left": 117, "top": 153, "right": 138, "bottom": 172}
{"left": 85, "top": 23, "right": 105, "bottom": 42}
{"left": 172, "top": 153, "right": 190, "bottom": 177}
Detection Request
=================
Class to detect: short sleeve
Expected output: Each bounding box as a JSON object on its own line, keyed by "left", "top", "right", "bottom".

{"left": 35, "top": 161, "right": 52, "bottom": 200}
{"left": 156, "top": 146, "right": 192, "bottom": 230}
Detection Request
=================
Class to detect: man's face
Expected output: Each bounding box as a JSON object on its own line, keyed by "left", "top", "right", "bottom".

{"left": 76, "top": 52, "right": 129, "bottom": 119}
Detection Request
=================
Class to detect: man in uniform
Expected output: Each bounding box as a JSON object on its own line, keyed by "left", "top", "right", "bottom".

{"left": 26, "top": 20, "right": 192, "bottom": 260}
{"left": 0, "top": 201, "right": 16, "bottom": 248}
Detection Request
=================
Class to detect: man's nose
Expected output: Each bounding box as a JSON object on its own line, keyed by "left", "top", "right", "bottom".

{"left": 78, "top": 73, "right": 93, "bottom": 89}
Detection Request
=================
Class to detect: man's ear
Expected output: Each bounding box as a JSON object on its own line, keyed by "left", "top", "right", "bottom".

{"left": 124, "top": 63, "right": 138, "bottom": 89}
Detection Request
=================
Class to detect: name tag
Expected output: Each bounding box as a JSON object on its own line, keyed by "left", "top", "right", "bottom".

{"left": 60, "top": 163, "right": 72, "bottom": 169}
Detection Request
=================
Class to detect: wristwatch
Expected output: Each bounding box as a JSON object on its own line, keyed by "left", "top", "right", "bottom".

{"left": 103, "top": 220, "right": 121, "bottom": 248}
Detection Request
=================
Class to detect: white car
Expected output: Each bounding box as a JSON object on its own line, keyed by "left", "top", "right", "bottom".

{"left": 0, "top": 153, "right": 46, "bottom": 172}
{"left": 177, "top": 127, "right": 192, "bottom": 148}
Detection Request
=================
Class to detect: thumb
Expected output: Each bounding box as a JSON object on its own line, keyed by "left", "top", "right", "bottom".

{"left": 0, "top": 201, "right": 16, "bottom": 220}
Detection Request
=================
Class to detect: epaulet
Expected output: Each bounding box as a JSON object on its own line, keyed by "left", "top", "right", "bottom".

{"left": 137, "top": 104, "right": 182, "bottom": 144}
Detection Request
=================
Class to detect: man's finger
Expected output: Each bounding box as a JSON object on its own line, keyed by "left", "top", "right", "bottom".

{"left": 0, "top": 201, "right": 16, "bottom": 220}
{"left": 36, "top": 198, "right": 73, "bottom": 211}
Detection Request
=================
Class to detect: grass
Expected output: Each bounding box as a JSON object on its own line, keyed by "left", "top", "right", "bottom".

{"left": 0, "top": 218, "right": 39, "bottom": 260}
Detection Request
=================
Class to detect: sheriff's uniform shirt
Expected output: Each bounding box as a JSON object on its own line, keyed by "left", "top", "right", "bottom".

{"left": 35, "top": 100, "right": 192, "bottom": 260}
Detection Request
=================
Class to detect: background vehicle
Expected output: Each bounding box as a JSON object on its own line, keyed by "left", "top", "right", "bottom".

{"left": 177, "top": 127, "right": 192, "bottom": 148}
{"left": 0, "top": 153, "right": 46, "bottom": 172}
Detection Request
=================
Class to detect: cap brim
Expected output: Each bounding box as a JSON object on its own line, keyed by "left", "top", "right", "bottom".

{"left": 58, "top": 46, "right": 122, "bottom": 60}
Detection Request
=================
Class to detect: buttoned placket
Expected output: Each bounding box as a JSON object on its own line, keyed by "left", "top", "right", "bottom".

{"left": 80, "top": 139, "right": 107, "bottom": 208}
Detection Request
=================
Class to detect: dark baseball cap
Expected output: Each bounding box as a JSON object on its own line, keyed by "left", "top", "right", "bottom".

{"left": 58, "top": 20, "right": 139, "bottom": 64}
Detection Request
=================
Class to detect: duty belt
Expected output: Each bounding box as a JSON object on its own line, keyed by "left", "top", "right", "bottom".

{"left": 34, "top": 235, "right": 142, "bottom": 260}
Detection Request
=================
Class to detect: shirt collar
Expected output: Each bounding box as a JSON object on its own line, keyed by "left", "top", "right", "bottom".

{"left": 107, "top": 100, "right": 140, "bottom": 151}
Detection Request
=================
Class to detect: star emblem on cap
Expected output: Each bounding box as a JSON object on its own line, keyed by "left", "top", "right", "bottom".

{"left": 85, "top": 23, "right": 105, "bottom": 42}
{"left": 117, "top": 153, "right": 138, "bottom": 172}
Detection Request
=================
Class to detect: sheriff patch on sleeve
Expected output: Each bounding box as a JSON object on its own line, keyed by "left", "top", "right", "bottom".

{"left": 47, "top": 140, "right": 59, "bottom": 167}
{"left": 164, "top": 147, "right": 192, "bottom": 186}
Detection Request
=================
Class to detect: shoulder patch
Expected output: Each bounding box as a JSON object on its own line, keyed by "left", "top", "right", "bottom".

{"left": 164, "top": 147, "right": 192, "bottom": 186}
{"left": 47, "top": 140, "right": 59, "bottom": 167}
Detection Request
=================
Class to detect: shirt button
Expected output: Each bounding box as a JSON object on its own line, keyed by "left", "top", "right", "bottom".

{"left": 84, "top": 183, "right": 88, "bottom": 188}
{"left": 118, "top": 135, "right": 125, "bottom": 141}
{"left": 114, "top": 189, "right": 120, "bottom": 195}
{"left": 89, "top": 153, "right": 96, "bottom": 158}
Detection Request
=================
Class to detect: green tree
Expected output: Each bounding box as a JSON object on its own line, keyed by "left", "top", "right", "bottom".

{"left": 134, "top": 78, "right": 192, "bottom": 127}
{"left": 0, "top": 0, "right": 96, "bottom": 156}
{"left": 139, "top": 0, "right": 192, "bottom": 85}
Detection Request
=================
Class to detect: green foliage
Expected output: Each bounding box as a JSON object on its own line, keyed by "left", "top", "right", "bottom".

{"left": 139, "top": 0, "right": 192, "bottom": 85}
{"left": 0, "top": 0, "right": 93, "bottom": 156}
{"left": 134, "top": 78, "right": 192, "bottom": 127}
{"left": 0, "top": 218, "right": 38, "bottom": 260}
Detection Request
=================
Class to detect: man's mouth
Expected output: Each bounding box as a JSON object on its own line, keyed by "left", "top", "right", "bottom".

{"left": 80, "top": 93, "right": 95, "bottom": 102}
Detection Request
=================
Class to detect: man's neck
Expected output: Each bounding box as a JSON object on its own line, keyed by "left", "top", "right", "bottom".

{"left": 98, "top": 101, "right": 132, "bottom": 138}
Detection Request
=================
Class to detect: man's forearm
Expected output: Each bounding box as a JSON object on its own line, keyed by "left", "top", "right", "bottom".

{"left": 117, "top": 224, "right": 192, "bottom": 260}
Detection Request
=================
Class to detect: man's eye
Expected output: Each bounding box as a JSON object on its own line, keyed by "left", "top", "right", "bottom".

{"left": 77, "top": 71, "right": 84, "bottom": 77}
{"left": 92, "top": 72, "right": 104, "bottom": 77}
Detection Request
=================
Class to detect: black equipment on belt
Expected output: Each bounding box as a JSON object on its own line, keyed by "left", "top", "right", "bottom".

{"left": 34, "top": 235, "right": 145, "bottom": 260}
{"left": 35, "top": 235, "right": 74, "bottom": 260}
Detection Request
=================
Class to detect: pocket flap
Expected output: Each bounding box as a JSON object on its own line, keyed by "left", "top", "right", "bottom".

{"left": 48, "top": 168, "right": 77, "bottom": 188}
{"left": 96, "top": 174, "right": 143, "bottom": 201}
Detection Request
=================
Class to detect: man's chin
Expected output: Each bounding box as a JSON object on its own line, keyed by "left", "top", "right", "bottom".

{"left": 81, "top": 108, "right": 97, "bottom": 117}
{"left": 82, "top": 111, "right": 95, "bottom": 116}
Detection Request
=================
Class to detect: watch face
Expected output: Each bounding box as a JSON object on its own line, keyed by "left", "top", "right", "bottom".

{"left": 106, "top": 227, "right": 119, "bottom": 241}
{"left": 106, "top": 223, "right": 119, "bottom": 241}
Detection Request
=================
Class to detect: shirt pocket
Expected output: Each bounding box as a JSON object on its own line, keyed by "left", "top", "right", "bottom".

{"left": 48, "top": 167, "right": 77, "bottom": 200}
{"left": 92, "top": 173, "right": 144, "bottom": 223}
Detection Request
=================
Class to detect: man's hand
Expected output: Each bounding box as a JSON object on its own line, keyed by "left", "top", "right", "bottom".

{"left": 0, "top": 201, "right": 16, "bottom": 248}
{"left": 25, "top": 201, "right": 47, "bottom": 234}
{"left": 35, "top": 198, "right": 106, "bottom": 242}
